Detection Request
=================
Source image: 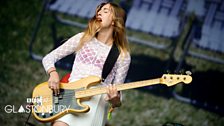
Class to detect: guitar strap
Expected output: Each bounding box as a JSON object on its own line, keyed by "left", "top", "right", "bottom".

{"left": 101, "top": 43, "right": 120, "bottom": 82}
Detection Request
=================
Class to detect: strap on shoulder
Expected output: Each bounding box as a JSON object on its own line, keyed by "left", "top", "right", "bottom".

{"left": 101, "top": 43, "right": 120, "bottom": 82}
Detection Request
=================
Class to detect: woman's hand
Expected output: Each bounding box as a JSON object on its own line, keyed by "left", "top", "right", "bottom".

{"left": 105, "top": 84, "right": 121, "bottom": 108}
{"left": 48, "top": 70, "right": 60, "bottom": 95}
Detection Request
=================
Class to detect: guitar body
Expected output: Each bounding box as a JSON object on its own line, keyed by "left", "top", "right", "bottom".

{"left": 32, "top": 76, "right": 101, "bottom": 122}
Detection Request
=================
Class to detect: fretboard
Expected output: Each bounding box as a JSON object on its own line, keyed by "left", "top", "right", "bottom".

{"left": 75, "top": 78, "right": 161, "bottom": 98}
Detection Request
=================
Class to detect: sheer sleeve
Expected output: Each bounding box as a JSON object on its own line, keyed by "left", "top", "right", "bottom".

{"left": 112, "top": 53, "right": 131, "bottom": 84}
{"left": 42, "top": 32, "right": 83, "bottom": 72}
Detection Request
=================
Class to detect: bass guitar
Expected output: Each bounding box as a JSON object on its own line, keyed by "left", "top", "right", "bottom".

{"left": 32, "top": 73, "right": 192, "bottom": 122}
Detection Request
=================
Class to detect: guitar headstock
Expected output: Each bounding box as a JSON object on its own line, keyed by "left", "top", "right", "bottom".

{"left": 160, "top": 74, "right": 192, "bottom": 86}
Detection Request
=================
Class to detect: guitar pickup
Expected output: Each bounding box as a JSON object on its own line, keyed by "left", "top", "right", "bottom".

{"left": 58, "top": 94, "right": 63, "bottom": 99}
{"left": 53, "top": 96, "right": 59, "bottom": 104}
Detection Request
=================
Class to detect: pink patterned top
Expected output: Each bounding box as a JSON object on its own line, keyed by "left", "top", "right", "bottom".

{"left": 42, "top": 32, "right": 131, "bottom": 85}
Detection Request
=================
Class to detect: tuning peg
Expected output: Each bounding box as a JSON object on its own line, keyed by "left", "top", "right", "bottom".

{"left": 174, "top": 70, "right": 178, "bottom": 74}
{"left": 166, "top": 70, "right": 171, "bottom": 74}
{"left": 179, "top": 69, "right": 185, "bottom": 74}
{"left": 185, "top": 71, "right": 192, "bottom": 75}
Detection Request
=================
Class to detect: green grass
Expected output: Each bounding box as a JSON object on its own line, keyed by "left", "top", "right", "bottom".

{"left": 0, "top": 0, "right": 224, "bottom": 126}
{"left": 111, "top": 90, "right": 224, "bottom": 126}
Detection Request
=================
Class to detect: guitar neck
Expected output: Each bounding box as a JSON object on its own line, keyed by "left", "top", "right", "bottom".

{"left": 75, "top": 78, "right": 161, "bottom": 98}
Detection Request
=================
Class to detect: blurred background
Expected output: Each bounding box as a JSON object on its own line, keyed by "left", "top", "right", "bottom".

{"left": 0, "top": 0, "right": 224, "bottom": 126}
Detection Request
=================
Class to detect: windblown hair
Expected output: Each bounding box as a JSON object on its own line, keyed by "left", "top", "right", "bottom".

{"left": 76, "top": 2, "right": 129, "bottom": 55}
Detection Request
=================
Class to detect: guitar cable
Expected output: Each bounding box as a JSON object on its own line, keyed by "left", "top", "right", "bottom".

{"left": 24, "top": 103, "right": 35, "bottom": 126}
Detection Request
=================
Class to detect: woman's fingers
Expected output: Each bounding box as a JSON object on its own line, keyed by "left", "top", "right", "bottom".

{"left": 48, "top": 81, "right": 60, "bottom": 95}
{"left": 105, "top": 84, "right": 121, "bottom": 108}
{"left": 107, "top": 84, "right": 118, "bottom": 99}
{"left": 47, "top": 71, "right": 60, "bottom": 95}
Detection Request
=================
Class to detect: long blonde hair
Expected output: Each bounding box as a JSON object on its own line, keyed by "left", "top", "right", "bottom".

{"left": 76, "top": 2, "right": 129, "bottom": 55}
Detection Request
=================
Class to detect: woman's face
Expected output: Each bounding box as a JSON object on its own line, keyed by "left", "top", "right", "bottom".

{"left": 96, "top": 4, "right": 114, "bottom": 28}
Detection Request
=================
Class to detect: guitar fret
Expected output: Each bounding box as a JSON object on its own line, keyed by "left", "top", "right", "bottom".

{"left": 75, "top": 78, "right": 161, "bottom": 98}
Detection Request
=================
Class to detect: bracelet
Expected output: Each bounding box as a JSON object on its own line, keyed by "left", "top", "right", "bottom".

{"left": 107, "top": 103, "right": 114, "bottom": 120}
{"left": 109, "top": 96, "right": 121, "bottom": 108}
{"left": 48, "top": 70, "right": 56, "bottom": 75}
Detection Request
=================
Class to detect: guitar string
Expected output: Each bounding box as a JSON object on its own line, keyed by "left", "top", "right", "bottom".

{"left": 33, "top": 90, "right": 104, "bottom": 104}
{"left": 33, "top": 84, "right": 109, "bottom": 99}
{"left": 34, "top": 87, "right": 104, "bottom": 98}
{"left": 34, "top": 79, "right": 166, "bottom": 102}
{"left": 35, "top": 76, "right": 186, "bottom": 99}
{"left": 34, "top": 81, "right": 150, "bottom": 100}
